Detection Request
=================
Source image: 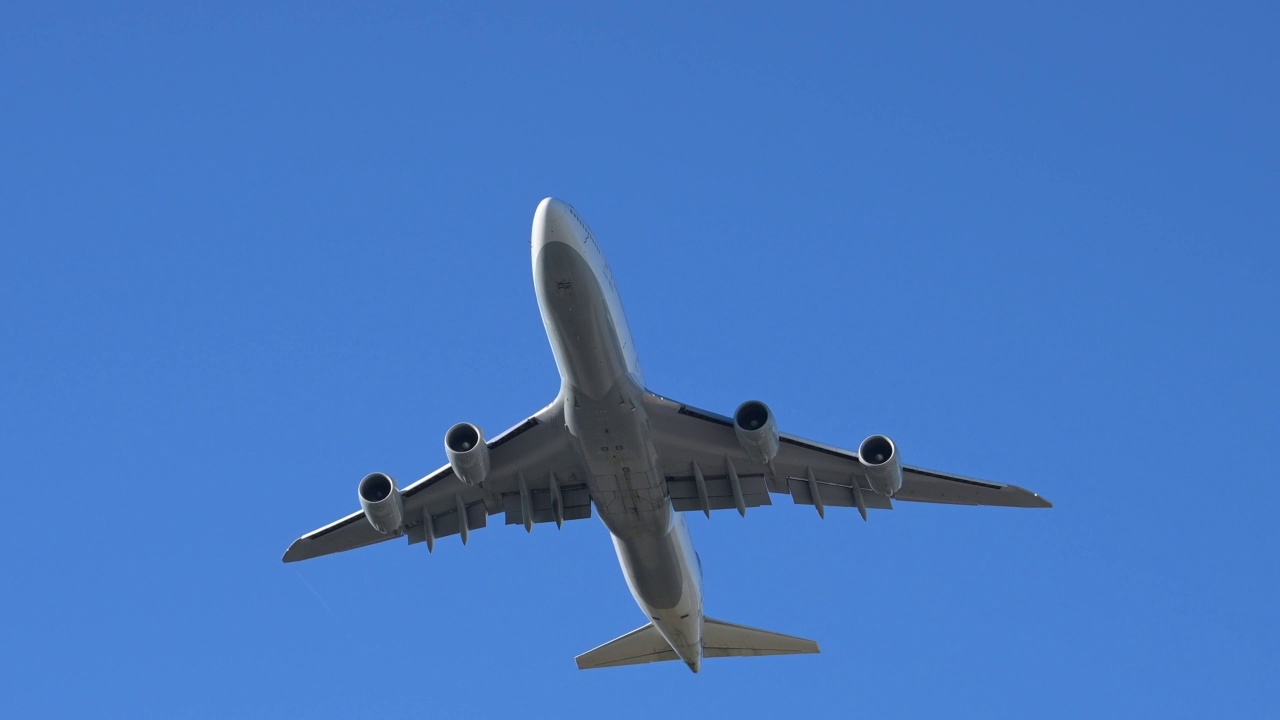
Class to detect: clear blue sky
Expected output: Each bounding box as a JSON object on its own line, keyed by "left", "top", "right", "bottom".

{"left": 3, "top": 2, "right": 1276, "bottom": 717}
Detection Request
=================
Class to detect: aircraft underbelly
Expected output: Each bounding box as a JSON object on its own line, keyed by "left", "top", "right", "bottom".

{"left": 535, "top": 242, "right": 627, "bottom": 401}
{"left": 536, "top": 238, "right": 670, "bottom": 535}
{"left": 535, "top": 226, "right": 701, "bottom": 662}
{"left": 570, "top": 384, "right": 671, "bottom": 537}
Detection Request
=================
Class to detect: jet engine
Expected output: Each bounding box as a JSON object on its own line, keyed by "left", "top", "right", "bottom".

{"left": 734, "top": 400, "right": 779, "bottom": 465}
{"left": 358, "top": 472, "right": 404, "bottom": 534}
{"left": 445, "top": 422, "right": 490, "bottom": 486}
{"left": 858, "top": 434, "right": 902, "bottom": 496}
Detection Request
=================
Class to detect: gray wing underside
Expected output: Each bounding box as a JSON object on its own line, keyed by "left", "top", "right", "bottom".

{"left": 284, "top": 393, "right": 1049, "bottom": 563}
{"left": 282, "top": 400, "right": 590, "bottom": 562}
{"left": 645, "top": 395, "right": 1051, "bottom": 516}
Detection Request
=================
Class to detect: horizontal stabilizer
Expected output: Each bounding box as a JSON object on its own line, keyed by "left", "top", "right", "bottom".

{"left": 575, "top": 618, "right": 819, "bottom": 670}
{"left": 575, "top": 623, "right": 677, "bottom": 669}
{"left": 702, "top": 617, "right": 820, "bottom": 658}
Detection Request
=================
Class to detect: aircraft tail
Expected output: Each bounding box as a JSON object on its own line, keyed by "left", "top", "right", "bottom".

{"left": 575, "top": 623, "right": 678, "bottom": 669}
{"left": 701, "top": 617, "right": 821, "bottom": 659}
{"left": 575, "top": 618, "right": 819, "bottom": 670}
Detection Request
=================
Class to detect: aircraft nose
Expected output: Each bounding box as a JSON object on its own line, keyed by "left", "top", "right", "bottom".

{"left": 531, "top": 197, "right": 579, "bottom": 256}
{"left": 537, "top": 196, "right": 570, "bottom": 222}
{"left": 535, "top": 196, "right": 572, "bottom": 233}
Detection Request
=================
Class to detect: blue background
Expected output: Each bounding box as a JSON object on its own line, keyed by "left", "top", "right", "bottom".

{"left": 3, "top": 2, "right": 1276, "bottom": 717}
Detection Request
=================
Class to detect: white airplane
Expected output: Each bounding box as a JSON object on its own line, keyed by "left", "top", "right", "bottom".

{"left": 283, "top": 198, "right": 1051, "bottom": 672}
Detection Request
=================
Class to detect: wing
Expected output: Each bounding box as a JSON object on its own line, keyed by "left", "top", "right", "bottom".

{"left": 283, "top": 399, "right": 591, "bottom": 562}
{"left": 645, "top": 394, "right": 1051, "bottom": 518}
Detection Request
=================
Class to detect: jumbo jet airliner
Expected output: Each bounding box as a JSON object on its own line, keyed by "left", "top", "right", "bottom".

{"left": 283, "top": 197, "right": 1051, "bottom": 672}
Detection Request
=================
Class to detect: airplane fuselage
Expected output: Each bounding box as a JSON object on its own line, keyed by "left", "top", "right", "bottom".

{"left": 531, "top": 198, "right": 705, "bottom": 671}
{"left": 284, "top": 197, "right": 1050, "bottom": 671}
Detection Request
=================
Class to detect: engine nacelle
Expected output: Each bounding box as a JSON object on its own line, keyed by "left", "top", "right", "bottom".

{"left": 445, "top": 422, "right": 490, "bottom": 486}
{"left": 859, "top": 434, "right": 902, "bottom": 496}
{"left": 734, "top": 400, "right": 779, "bottom": 465}
{"left": 358, "top": 472, "right": 404, "bottom": 534}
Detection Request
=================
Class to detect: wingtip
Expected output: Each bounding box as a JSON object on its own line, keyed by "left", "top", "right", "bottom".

{"left": 1024, "top": 490, "right": 1054, "bottom": 509}
{"left": 281, "top": 539, "right": 308, "bottom": 563}
{"left": 1004, "top": 483, "right": 1054, "bottom": 509}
